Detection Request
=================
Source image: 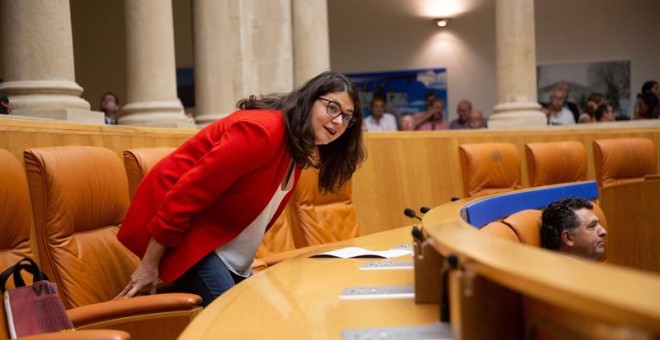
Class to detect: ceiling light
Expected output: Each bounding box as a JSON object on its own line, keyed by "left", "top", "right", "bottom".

{"left": 433, "top": 18, "right": 450, "bottom": 27}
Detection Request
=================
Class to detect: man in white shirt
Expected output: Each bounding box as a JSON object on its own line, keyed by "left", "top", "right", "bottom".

{"left": 363, "top": 94, "right": 397, "bottom": 132}
{"left": 545, "top": 89, "right": 576, "bottom": 125}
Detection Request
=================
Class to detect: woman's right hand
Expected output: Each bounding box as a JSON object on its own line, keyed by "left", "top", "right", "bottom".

{"left": 115, "top": 238, "right": 166, "bottom": 299}
{"left": 115, "top": 260, "right": 160, "bottom": 299}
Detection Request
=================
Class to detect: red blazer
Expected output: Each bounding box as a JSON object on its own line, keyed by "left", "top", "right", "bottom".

{"left": 118, "top": 110, "right": 302, "bottom": 282}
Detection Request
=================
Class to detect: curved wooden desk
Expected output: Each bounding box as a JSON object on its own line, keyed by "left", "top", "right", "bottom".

{"left": 180, "top": 182, "right": 660, "bottom": 339}
{"left": 422, "top": 195, "right": 660, "bottom": 339}
{"left": 178, "top": 227, "right": 438, "bottom": 339}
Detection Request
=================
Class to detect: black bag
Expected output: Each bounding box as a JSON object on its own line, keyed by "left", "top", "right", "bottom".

{"left": 0, "top": 257, "right": 74, "bottom": 338}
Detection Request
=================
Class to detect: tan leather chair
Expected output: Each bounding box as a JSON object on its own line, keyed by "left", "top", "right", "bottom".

{"left": 593, "top": 138, "right": 658, "bottom": 188}
{"left": 480, "top": 210, "right": 541, "bottom": 246}
{"left": 288, "top": 168, "right": 360, "bottom": 247}
{"left": 254, "top": 168, "right": 359, "bottom": 266}
{"left": 24, "top": 146, "right": 201, "bottom": 340}
{"left": 501, "top": 209, "right": 542, "bottom": 246}
{"left": 123, "top": 148, "right": 175, "bottom": 200}
{"left": 525, "top": 141, "right": 587, "bottom": 187}
{"left": 459, "top": 143, "right": 522, "bottom": 198}
{"left": 0, "top": 149, "right": 130, "bottom": 340}
{"left": 0, "top": 149, "right": 34, "bottom": 275}
{"left": 480, "top": 221, "right": 519, "bottom": 243}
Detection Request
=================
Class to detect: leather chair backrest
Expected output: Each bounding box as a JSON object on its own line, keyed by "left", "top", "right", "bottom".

{"left": 525, "top": 141, "right": 587, "bottom": 187}
{"left": 479, "top": 210, "right": 542, "bottom": 246}
{"left": 0, "top": 149, "right": 35, "bottom": 340}
{"left": 502, "top": 209, "right": 542, "bottom": 247}
{"left": 255, "top": 212, "right": 296, "bottom": 258}
{"left": 123, "top": 147, "right": 175, "bottom": 200}
{"left": 24, "top": 146, "right": 138, "bottom": 309}
{"left": 480, "top": 221, "right": 519, "bottom": 243}
{"left": 288, "top": 168, "right": 360, "bottom": 247}
{"left": 459, "top": 143, "right": 522, "bottom": 198}
{"left": 593, "top": 138, "right": 657, "bottom": 188}
{"left": 0, "top": 149, "right": 35, "bottom": 274}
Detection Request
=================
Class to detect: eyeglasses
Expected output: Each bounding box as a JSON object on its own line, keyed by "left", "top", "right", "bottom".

{"left": 318, "top": 97, "right": 356, "bottom": 128}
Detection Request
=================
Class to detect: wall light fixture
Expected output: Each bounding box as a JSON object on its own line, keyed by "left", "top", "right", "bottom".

{"left": 433, "top": 18, "right": 450, "bottom": 27}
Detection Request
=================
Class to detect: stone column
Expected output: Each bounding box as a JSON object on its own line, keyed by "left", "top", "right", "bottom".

{"left": 292, "top": 0, "right": 330, "bottom": 87}
{"left": 192, "top": 0, "right": 236, "bottom": 126}
{"left": 0, "top": 0, "right": 100, "bottom": 123}
{"left": 191, "top": 0, "right": 293, "bottom": 127}
{"left": 249, "top": 0, "right": 294, "bottom": 95}
{"left": 489, "top": 0, "right": 546, "bottom": 128}
{"left": 121, "top": 0, "right": 195, "bottom": 128}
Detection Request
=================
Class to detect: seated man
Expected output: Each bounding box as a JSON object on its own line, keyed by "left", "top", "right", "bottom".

{"left": 540, "top": 197, "right": 607, "bottom": 261}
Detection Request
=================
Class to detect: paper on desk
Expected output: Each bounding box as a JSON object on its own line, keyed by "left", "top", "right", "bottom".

{"left": 309, "top": 246, "right": 413, "bottom": 259}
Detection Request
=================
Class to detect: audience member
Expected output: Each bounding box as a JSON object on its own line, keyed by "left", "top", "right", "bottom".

{"left": 579, "top": 93, "right": 606, "bottom": 123}
{"left": 594, "top": 104, "right": 615, "bottom": 122}
{"left": 449, "top": 100, "right": 472, "bottom": 129}
{"left": 466, "top": 109, "right": 486, "bottom": 129}
{"left": 541, "top": 197, "right": 607, "bottom": 261}
{"left": 401, "top": 92, "right": 436, "bottom": 131}
{"left": 116, "top": 71, "right": 366, "bottom": 307}
{"left": 363, "top": 94, "right": 397, "bottom": 132}
{"left": 641, "top": 80, "right": 659, "bottom": 98}
{"left": 555, "top": 81, "right": 580, "bottom": 123}
{"left": 0, "top": 91, "right": 11, "bottom": 114}
{"left": 544, "top": 89, "right": 576, "bottom": 125}
{"left": 411, "top": 97, "right": 449, "bottom": 130}
{"left": 100, "top": 92, "right": 121, "bottom": 125}
{"left": 399, "top": 114, "right": 415, "bottom": 131}
{"left": 637, "top": 92, "right": 659, "bottom": 119}
{"left": 634, "top": 81, "right": 659, "bottom": 119}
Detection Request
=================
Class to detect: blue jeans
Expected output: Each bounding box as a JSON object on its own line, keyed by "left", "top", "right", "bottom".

{"left": 174, "top": 252, "right": 245, "bottom": 307}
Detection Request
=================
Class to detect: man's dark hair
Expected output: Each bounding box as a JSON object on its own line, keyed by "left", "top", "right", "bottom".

{"left": 540, "top": 197, "right": 593, "bottom": 250}
{"left": 371, "top": 92, "right": 387, "bottom": 106}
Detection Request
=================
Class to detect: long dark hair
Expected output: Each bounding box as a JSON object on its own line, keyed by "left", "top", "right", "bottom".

{"left": 236, "top": 71, "right": 366, "bottom": 193}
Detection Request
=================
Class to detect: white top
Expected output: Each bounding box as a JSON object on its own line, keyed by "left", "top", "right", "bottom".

{"left": 363, "top": 113, "right": 398, "bottom": 132}
{"left": 215, "top": 167, "right": 295, "bottom": 277}
{"left": 548, "top": 107, "right": 576, "bottom": 125}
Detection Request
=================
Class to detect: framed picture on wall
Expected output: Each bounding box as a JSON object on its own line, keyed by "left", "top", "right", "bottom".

{"left": 537, "top": 60, "right": 631, "bottom": 118}
{"left": 346, "top": 68, "right": 448, "bottom": 120}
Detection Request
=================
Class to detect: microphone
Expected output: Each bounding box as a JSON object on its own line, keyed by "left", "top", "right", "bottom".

{"left": 403, "top": 208, "right": 422, "bottom": 221}
{"left": 420, "top": 206, "right": 431, "bottom": 214}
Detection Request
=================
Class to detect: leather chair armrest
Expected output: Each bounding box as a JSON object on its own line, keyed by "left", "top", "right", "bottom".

{"left": 20, "top": 330, "right": 130, "bottom": 340}
{"left": 67, "top": 293, "right": 201, "bottom": 326}
{"left": 258, "top": 244, "right": 325, "bottom": 266}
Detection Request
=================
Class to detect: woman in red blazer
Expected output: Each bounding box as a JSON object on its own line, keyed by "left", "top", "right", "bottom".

{"left": 116, "top": 71, "right": 366, "bottom": 306}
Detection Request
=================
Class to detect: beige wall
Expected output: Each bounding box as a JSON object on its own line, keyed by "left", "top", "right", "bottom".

{"left": 328, "top": 0, "right": 660, "bottom": 122}
{"left": 70, "top": 0, "right": 126, "bottom": 111}
{"left": 67, "top": 0, "right": 660, "bottom": 119}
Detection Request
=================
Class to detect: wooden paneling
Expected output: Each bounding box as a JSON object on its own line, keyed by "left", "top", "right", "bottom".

{"left": 354, "top": 123, "right": 660, "bottom": 234}
{"left": 599, "top": 179, "right": 660, "bottom": 273}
